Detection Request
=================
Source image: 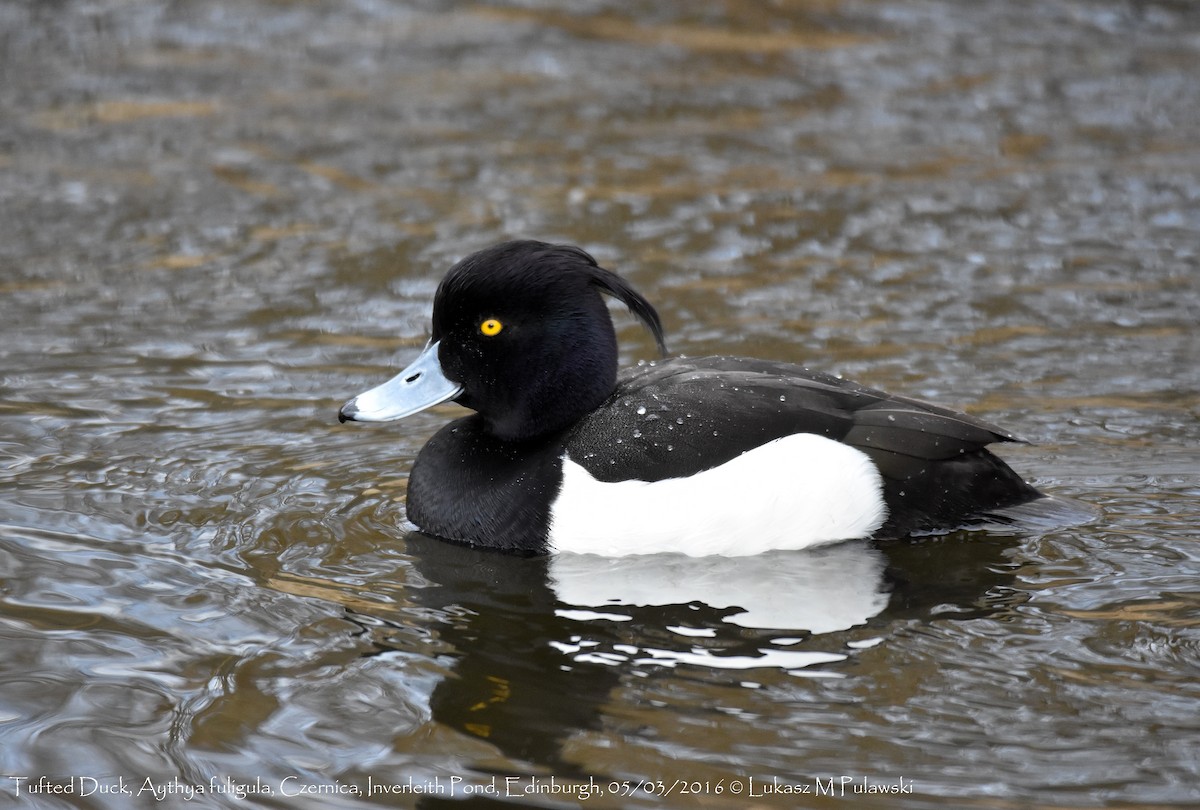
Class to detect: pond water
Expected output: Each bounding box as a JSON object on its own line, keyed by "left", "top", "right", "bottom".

{"left": 2, "top": 1, "right": 1198, "bottom": 807}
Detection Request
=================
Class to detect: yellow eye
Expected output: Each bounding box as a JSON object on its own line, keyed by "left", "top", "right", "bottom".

{"left": 479, "top": 318, "right": 503, "bottom": 337}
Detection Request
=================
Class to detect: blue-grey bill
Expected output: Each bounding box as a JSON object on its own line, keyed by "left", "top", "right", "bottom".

{"left": 338, "top": 340, "right": 462, "bottom": 423}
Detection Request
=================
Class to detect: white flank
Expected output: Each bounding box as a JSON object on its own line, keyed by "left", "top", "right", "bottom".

{"left": 548, "top": 433, "right": 888, "bottom": 557}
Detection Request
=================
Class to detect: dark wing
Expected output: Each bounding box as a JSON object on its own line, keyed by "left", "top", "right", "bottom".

{"left": 566, "top": 356, "right": 1043, "bottom": 537}
{"left": 566, "top": 356, "right": 1024, "bottom": 484}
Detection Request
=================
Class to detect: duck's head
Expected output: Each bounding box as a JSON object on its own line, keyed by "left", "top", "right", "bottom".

{"left": 339, "top": 240, "right": 667, "bottom": 441}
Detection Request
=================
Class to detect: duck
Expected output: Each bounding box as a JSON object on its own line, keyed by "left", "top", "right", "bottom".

{"left": 339, "top": 239, "right": 1056, "bottom": 557}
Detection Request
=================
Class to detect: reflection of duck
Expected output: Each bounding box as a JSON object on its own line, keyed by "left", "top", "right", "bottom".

{"left": 384, "top": 533, "right": 618, "bottom": 774}
{"left": 341, "top": 240, "right": 1075, "bottom": 556}
{"left": 349, "top": 529, "right": 1025, "bottom": 781}
{"left": 550, "top": 541, "right": 889, "bottom": 633}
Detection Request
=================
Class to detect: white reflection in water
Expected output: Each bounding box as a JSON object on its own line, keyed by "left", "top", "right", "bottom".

{"left": 550, "top": 540, "right": 889, "bottom": 633}
{"left": 549, "top": 541, "right": 888, "bottom": 672}
{"left": 550, "top": 637, "right": 847, "bottom": 673}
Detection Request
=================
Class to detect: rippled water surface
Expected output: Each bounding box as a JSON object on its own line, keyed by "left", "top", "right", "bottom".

{"left": 2, "top": 1, "right": 1198, "bottom": 807}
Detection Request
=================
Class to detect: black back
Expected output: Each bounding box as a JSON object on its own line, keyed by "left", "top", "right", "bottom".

{"left": 566, "top": 356, "right": 1041, "bottom": 538}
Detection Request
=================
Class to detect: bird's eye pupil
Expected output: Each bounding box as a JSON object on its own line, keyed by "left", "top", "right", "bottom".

{"left": 480, "top": 318, "right": 503, "bottom": 336}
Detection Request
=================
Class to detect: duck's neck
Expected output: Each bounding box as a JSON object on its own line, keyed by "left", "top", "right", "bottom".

{"left": 407, "top": 415, "right": 569, "bottom": 554}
